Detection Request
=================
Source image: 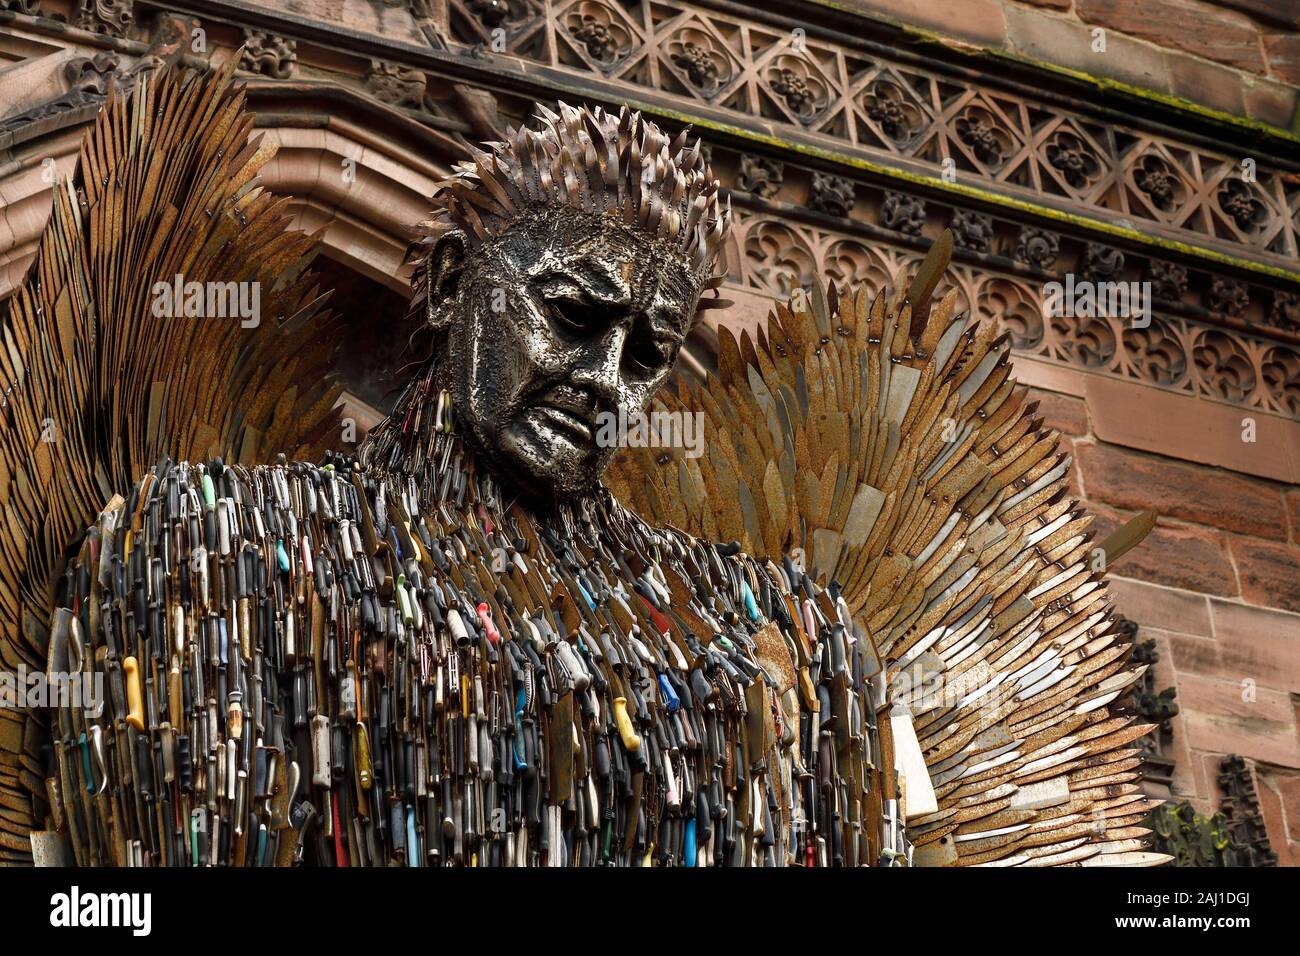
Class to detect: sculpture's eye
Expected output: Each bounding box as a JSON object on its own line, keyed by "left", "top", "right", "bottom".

{"left": 546, "top": 293, "right": 605, "bottom": 337}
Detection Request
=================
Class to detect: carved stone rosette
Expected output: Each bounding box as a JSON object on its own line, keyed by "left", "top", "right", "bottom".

{"left": 240, "top": 30, "right": 298, "bottom": 79}
{"left": 715, "top": 194, "right": 1300, "bottom": 417}
{"left": 76, "top": 0, "right": 133, "bottom": 38}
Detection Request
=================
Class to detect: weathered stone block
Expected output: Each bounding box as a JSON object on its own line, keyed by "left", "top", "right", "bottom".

{"left": 1265, "top": 33, "right": 1300, "bottom": 85}
{"left": 1028, "top": 387, "right": 1089, "bottom": 436}
{"left": 1091, "top": 504, "right": 1238, "bottom": 596}
{"left": 1077, "top": 0, "right": 1267, "bottom": 73}
{"left": 1078, "top": 441, "right": 1289, "bottom": 540}
{"left": 1107, "top": 576, "right": 1213, "bottom": 636}
{"left": 1178, "top": 673, "right": 1300, "bottom": 768}
{"left": 1231, "top": 537, "right": 1300, "bottom": 612}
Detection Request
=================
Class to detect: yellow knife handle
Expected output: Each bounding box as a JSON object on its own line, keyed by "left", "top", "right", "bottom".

{"left": 123, "top": 656, "right": 145, "bottom": 730}
{"left": 613, "top": 696, "right": 640, "bottom": 752}
{"left": 354, "top": 723, "right": 373, "bottom": 792}
{"left": 169, "top": 663, "right": 183, "bottom": 728}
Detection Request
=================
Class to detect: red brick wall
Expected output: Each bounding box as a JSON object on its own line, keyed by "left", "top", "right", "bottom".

{"left": 1033, "top": 384, "right": 1300, "bottom": 865}
{"left": 840, "top": 0, "right": 1298, "bottom": 129}
{"left": 1016, "top": 0, "right": 1300, "bottom": 84}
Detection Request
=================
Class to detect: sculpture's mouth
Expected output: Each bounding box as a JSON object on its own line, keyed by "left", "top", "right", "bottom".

{"left": 532, "top": 404, "right": 595, "bottom": 443}
{"left": 525, "top": 385, "right": 603, "bottom": 447}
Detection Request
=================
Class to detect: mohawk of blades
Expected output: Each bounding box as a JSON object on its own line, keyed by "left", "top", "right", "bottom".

{"left": 406, "top": 101, "right": 731, "bottom": 320}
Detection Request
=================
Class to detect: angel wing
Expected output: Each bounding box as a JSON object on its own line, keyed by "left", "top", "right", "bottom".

{"left": 0, "top": 62, "right": 343, "bottom": 862}
{"left": 607, "top": 234, "right": 1169, "bottom": 867}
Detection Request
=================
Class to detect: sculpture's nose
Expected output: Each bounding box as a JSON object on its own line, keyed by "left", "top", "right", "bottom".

{"left": 568, "top": 322, "right": 629, "bottom": 407}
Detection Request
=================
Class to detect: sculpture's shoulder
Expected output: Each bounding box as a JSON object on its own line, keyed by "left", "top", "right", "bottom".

{"left": 61, "top": 457, "right": 349, "bottom": 570}
{"left": 51, "top": 455, "right": 357, "bottom": 666}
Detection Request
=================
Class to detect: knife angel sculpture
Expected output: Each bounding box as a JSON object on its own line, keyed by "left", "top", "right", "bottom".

{"left": 0, "top": 62, "right": 1166, "bottom": 867}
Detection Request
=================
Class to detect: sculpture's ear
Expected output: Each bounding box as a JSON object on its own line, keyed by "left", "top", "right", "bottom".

{"left": 424, "top": 230, "right": 467, "bottom": 330}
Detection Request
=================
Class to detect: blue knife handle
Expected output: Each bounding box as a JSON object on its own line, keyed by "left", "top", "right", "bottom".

{"left": 658, "top": 673, "right": 681, "bottom": 714}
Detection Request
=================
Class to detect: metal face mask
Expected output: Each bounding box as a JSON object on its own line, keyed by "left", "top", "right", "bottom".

{"left": 431, "top": 208, "right": 704, "bottom": 500}
{"left": 365, "top": 100, "right": 730, "bottom": 495}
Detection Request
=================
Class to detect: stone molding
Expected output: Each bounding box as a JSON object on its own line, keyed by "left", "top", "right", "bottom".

{"left": 444, "top": 0, "right": 1300, "bottom": 274}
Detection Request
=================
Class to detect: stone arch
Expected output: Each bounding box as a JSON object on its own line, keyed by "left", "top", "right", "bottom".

{"left": 0, "top": 79, "right": 466, "bottom": 299}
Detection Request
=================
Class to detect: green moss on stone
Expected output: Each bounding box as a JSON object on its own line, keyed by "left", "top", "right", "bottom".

{"left": 800, "top": 0, "right": 1300, "bottom": 141}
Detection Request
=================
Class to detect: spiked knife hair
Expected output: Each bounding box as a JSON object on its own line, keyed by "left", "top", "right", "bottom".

{"left": 406, "top": 101, "right": 732, "bottom": 324}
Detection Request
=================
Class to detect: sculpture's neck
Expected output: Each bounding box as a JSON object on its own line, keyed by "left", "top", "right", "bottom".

{"left": 358, "top": 361, "right": 444, "bottom": 476}
{"left": 357, "top": 360, "right": 612, "bottom": 526}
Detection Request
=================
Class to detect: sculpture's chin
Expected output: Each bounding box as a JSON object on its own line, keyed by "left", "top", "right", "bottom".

{"left": 491, "top": 411, "right": 606, "bottom": 500}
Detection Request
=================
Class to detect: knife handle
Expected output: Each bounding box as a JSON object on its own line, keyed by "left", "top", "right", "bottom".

{"left": 555, "top": 641, "right": 588, "bottom": 690}
{"left": 339, "top": 663, "right": 357, "bottom": 722}
{"left": 168, "top": 662, "right": 183, "bottom": 727}
{"left": 475, "top": 602, "right": 500, "bottom": 646}
{"left": 191, "top": 808, "right": 206, "bottom": 867}
{"left": 397, "top": 575, "right": 413, "bottom": 625}
{"left": 135, "top": 733, "right": 153, "bottom": 801}
{"left": 160, "top": 723, "right": 175, "bottom": 783}
{"left": 227, "top": 693, "right": 243, "bottom": 741}
{"left": 354, "top": 722, "right": 373, "bottom": 791}
{"left": 255, "top": 744, "right": 269, "bottom": 798}
{"left": 657, "top": 673, "right": 681, "bottom": 713}
{"left": 390, "top": 797, "right": 405, "bottom": 857}
{"left": 740, "top": 580, "right": 760, "bottom": 622}
{"left": 612, "top": 696, "right": 640, "bottom": 752}
{"left": 177, "top": 733, "right": 193, "bottom": 792}
{"left": 123, "top": 655, "right": 145, "bottom": 730}
{"left": 78, "top": 732, "right": 93, "bottom": 793}
{"left": 664, "top": 756, "right": 680, "bottom": 810}
{"left": 593, "top": 732, "right": 610, "bottom": 779}
{"left": 311, "top": 714, "right": 331, "bottom": 788}
{"left": 406, "top": 805, "right": 419, "bottom": 867}
{"left": 447, "top": 608, "right": 469, "bottom": 646}
{"left": 332, "top": 724, "right": 348, "bottom": 784}
{"left": 695, "top": 790, "right": 712, "bottom": 844}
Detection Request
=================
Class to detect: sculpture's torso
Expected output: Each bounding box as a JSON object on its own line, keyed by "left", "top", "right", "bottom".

{"left": 51, "top": 428, "right": 893, "bottom": 866}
